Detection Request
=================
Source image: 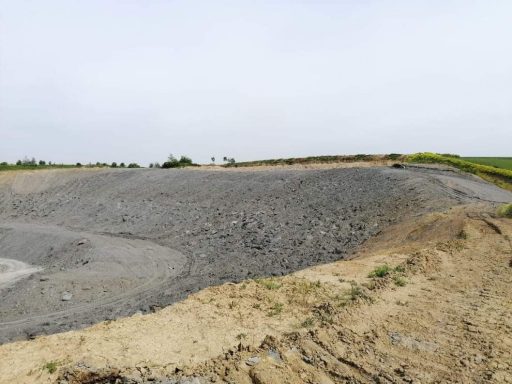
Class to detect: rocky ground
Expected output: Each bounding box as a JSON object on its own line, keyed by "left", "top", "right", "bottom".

{"left": 0, "top": 164, "right": 510, "bottom": 345}
{"left": 0, "top": 203, "right": 510, "bottom": 383}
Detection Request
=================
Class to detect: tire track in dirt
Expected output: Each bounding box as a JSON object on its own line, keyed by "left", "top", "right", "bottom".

{"left": 0, "top": 222, "right": 187, "bottom": 340}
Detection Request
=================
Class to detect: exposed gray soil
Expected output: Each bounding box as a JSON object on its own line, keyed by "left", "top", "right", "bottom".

{"left": 0, "top": 165, "right": 510, "bottom": 343}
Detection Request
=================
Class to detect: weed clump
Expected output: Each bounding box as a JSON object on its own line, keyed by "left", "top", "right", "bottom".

{"left": 393, "top": 276, "right": 407, "bottom": 287}
{"left": 368, "top": 264, "right": 391, "bottom": 278}
{"left": 255, "top": 278, "right": 281, "bottom": 290}
{"left": 267, "top": 302, "right": 284, "bottom": 316}
{"left": 43, "top": 361, "right": 58, "bottom": 374}
{"left": 301, "top": 317, "right": 315, "bottom": 328}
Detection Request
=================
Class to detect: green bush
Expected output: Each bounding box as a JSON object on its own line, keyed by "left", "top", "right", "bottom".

{"left": 162, "top": 154, "right": 196, "bottom": 168}
{"left": 368, "top": 264, "right": 391, "bottom": 278}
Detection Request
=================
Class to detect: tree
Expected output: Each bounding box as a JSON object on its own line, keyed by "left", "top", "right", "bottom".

{"left": 223, "top": 156, "right": 228, "bottom": 162}
{"left": 127, "top": 163, "right": 140, "bottom": 168}
{"left": 179, "top": 155, "right": 192, "bottom": 164}
{"left": 39, "top": 160, "right": 46, "bottom": 166}
{"left": 162, "top": 154, "right": 194, "bottom": 168}
{"left": 211, "top": 157, "right": 215, "bottom": 164}
{"left": 16, "top": 160, "right": 22, "bottom": 166}
{"left": 76, "top": 162, "right": 82, "bottom": 167}
{"left": 111, "top": 162, "right": 118, "bottom": 168}
{"left": 162, "top": 154, "right": 179, "bottom": 168}
{"left": 120, "top": 162, "right": 126, "bottom": 168}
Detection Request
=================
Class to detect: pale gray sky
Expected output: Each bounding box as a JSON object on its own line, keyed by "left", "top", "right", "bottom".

{"left": 1, "top": 0, "right": 511, "bottom": 165}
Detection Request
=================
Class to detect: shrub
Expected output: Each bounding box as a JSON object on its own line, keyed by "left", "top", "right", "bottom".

{"left": 439, "top": 153, "right": 460, "bottom": 158}
{"left": 387, "top": 153, "right": 403, "bottom": 160}
{"left": 127, "top": 163, "right": 140, "bottom": 168}
{"left": 179, "top": 155, "right": 192, "bottom": 164}
{"left": 76, "top": 162, "right": 82, "bottom": 167}
{"left": 162, "top": 154, "right": 195, "bottom": 168}
{"left": 368, "top": 264, "right": 390, "bottom": 278}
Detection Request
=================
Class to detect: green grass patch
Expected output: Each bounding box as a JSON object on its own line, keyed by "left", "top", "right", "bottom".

{"left": 368, "top": 264, "right": 391, "bottom": 278}
{"left": 301, "top": 317, "right": 316, "bottom": 328}
{"left": 406, "top": 153, "right": 512, "bottom": 191}
{"left": 462, "top": 157, "right": 512, "bottom": 171}
{"left": 267, "top": 302, "right": 284, "bottom": 316}
{"left": 42, "top": 361, "right": 58, "bottom": 374}
{"left": 0, "top": 164, "right": 79, "bottom": 172}
{"left": 497, "top": 203, "right": 512, "bottom": 218}
{"left": 255, "top": 278, "right": 282, "bottom": 290}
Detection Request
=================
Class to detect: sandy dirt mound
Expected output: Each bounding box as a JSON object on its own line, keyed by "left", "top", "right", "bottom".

{"left": 0, "top": 203, "right": 510, "bottom": 383}
{"left": 4, "top": 165, "right": 508, "bottom": 342}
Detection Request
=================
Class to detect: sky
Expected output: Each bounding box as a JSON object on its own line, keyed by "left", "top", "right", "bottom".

{"left": 0, "top": 0, "right": 511, "bottom": 165}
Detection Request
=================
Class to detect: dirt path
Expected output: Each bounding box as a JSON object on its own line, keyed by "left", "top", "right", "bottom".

{"left": 0, "top": 204, "right": 510, "bottom": 383}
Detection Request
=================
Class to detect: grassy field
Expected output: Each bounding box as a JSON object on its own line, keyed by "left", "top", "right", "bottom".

{"left": 461, "top": 157, "right": 512, "bottom": 171}
{"left": 0, "top": 164, "right": 79, "bottom": 172}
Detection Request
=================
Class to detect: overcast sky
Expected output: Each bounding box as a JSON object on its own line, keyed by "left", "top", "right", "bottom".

{"left": 0, "top": 0, "right": 510, "bottom": 165}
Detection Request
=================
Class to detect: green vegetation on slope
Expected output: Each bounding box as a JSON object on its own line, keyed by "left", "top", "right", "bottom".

{"left": 497, "top": 203, "right": 512, "bottom": 218}
{"left": 223, "top": 154, "right": 403, "bottom": 168}
{"left": 406, "top": 153, "right": 512, "bottom": 191}
{"left": 462, "top": 157, "right": 512, "bottom": 171}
